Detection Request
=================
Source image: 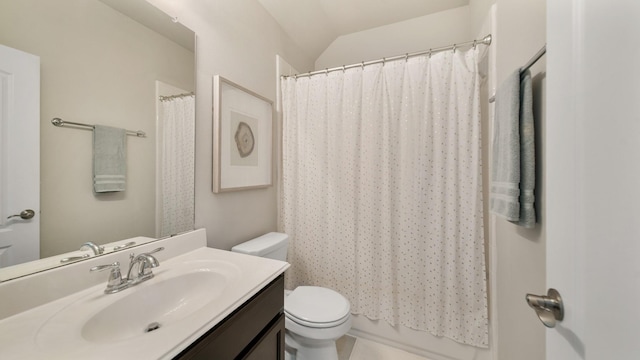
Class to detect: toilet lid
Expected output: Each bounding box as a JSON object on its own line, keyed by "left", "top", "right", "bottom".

{"left": 285, "top": 286, "right": 350, "bottom": 327}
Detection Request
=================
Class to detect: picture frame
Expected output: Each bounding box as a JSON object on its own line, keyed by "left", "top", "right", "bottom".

{"left": 212, "top": 75, "right": 274, "bottom": 193}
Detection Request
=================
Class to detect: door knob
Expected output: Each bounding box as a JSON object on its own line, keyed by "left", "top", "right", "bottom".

{"left": 7, "top": 209, "right": 35, "bottom": 220}
{"left": 525, "top": 288, "right": 564, "bottom": 328}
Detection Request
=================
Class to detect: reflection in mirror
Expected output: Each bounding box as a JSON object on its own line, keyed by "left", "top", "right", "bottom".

{"left": 0, "top": 0, "right": 195, "bottom": 281}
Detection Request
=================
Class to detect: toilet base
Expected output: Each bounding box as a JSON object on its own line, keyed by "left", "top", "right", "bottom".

{"left": 284, "top": 343, "right": 295, "bottom": 360}
{"left": 285, "top": 331, "right": 339, "bottom": 360}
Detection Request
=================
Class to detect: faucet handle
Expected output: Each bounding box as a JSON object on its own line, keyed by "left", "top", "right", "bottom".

{"left": 90, "top": 262, "right": 130, "bottom": 294}
{"left": 90, "top": 261, "right": 120, "bottom": 273}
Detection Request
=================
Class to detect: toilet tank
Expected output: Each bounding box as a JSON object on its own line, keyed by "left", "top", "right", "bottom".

{"left": 231, "top": 232, "right": 288, "bottom": 261}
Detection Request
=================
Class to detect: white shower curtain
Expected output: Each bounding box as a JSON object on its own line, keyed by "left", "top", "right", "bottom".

{"left": 281, "top": 48, "right": 488, "bottom": 347}
{"left": 159, "top": 95, "right": 195, "bottom": 237}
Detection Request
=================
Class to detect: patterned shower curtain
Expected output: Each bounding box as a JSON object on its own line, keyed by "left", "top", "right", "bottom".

{"left": 159, "top": 95, "right": 195, "bottom": 237}
{"left": 280, "top": 47, "right": 489, "bottom": 347}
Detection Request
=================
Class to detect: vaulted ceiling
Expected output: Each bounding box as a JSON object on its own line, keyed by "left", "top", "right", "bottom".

{"left": 257, "top": 0, "right": 469, "bottom": 60}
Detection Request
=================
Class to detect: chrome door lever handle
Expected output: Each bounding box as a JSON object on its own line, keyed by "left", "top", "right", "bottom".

{"left": 7, "top": 209, "right": 35, "bottom": 220}
{"left": 526, "top": 288, "right": 564, "bottom": 328}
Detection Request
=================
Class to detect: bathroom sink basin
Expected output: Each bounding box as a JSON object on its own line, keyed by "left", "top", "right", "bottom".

{"left": 36, "top": 258, "right": 241, "bottom": 352}
{"left": 82, "top": 270, "right": 227, "bottom": 343}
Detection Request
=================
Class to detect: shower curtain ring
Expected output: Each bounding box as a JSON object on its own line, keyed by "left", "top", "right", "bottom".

{"left": 428, "top": 49, "right": 432, "bottom": 58}
{"left": 342, "top": 65, "right": 346, "bottom": 73}
{"left": 453, "top": 44, "right": 457, "bottom": 53}
{"left": 405, "top": 53, "right": 409, "bottom": 62}
{"left": 361, "top": 61, "right": 365, "bottom": 70}
{"left": 473, "top": 40, "right": 477, "bottom": 49}
{"left": 325, "top": 68, "right": 329, "bottom": 76}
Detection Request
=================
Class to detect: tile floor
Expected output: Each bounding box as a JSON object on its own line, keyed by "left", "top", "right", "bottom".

{"left": 337, "top": 335, "right": 433, "bottom": 360}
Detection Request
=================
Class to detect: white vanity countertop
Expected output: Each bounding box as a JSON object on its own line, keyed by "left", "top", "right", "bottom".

{"left": 0, "top": 242, "right": 289, "bottom": 359}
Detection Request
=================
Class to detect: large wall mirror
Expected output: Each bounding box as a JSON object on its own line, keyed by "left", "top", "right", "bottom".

{"left": 0, "top": 0, "right": 195, "bottom": 281}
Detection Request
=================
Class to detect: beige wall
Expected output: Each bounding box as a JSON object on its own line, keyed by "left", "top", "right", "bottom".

{"left": 315, "top": 6, "right": 472, "bottom": 70}
{"left": 147, "top": 0, "right": 313, "bottom": 250}
{"left": 0, "top": 0, "right": 195, "bottom": 257}
{"left": 469, "top": 0, "right": 496, "bottom": 37}
{"left": 492, "top": 0, "right": 547, "bottom": 359}
{"left": 468, "top": 1, "right": 547, "bottom": 359}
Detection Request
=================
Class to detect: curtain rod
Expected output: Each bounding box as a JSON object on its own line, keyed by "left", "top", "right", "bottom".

{"left": 51, "top": 117, "right": 146, "bottom": 137}
{"left": 489, "top": 44, "right": 546, "bottom": 103}
{"left": 159, "top": 92, "right": 194, "bottom": 101}
{"left": 282, "top": 34, "right": 492, "bottom": 80}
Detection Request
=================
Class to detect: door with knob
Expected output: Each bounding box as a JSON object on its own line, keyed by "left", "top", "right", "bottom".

{"left": 0, "top": 45, "right": 40, "bottom": 268}
{"left": 546, "top": 1, "right": 640, "bottom": 358}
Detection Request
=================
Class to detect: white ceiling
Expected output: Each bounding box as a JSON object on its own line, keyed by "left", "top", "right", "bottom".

{"left": 257, "top": 0, "right": 469, "bottom": 60}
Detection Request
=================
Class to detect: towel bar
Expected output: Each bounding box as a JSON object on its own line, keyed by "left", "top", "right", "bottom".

{"left": 51, "top": 118, "right": 145, "bottom": 137}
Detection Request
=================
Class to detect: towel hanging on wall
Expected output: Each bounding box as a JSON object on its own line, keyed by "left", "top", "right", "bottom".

{"left": 93, "top": 125, "right": 127, "bottom": 193}
{"left": 490, "top": 69, "right": 536, "bottom": 228}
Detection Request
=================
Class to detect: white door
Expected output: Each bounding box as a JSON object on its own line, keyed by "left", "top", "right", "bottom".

{"left": 0, "top": 44, "right": 40, "bottom": 267}
{"left": 546, "top": 1, "right": 640, "bottom": 358}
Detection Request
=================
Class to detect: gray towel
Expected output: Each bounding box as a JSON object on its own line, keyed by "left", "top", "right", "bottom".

{"left": 490, "top": 69, "right": 536, "bottom": 227}
{"left": 93, "top": 125, "right": 126, "bottom": 193}
{"left": 517, "top": 70, "right": 536, "bottom": 228}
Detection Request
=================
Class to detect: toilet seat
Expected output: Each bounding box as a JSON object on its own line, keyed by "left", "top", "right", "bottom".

{"left": 286, "top": 310, "right": 350, "bottom": 328}
{"left": 285, "top": 286, "right": 351, "bottom": 329}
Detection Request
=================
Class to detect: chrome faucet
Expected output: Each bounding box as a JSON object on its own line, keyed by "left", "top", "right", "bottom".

{"left": 80, "top": 241, "right": 105, "bottom": 255}
{"left": 126, "top": 247, "right": 164, "bottom": 284}
{"left": 90, "top": 247, "right": 164, "bottom": 294}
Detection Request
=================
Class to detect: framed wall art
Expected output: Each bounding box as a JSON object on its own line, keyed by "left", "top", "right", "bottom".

{"left": 212, "top": 75, "right": 274, "bottom": 193}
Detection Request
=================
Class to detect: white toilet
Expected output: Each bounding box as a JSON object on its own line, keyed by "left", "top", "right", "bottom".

{"left": 231, "top": 232, "right": 352, "bottom": 360}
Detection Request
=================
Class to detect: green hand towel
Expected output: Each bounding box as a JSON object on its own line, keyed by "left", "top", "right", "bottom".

{"left": 93, "top": 125, "right": 126, "bottom": 193}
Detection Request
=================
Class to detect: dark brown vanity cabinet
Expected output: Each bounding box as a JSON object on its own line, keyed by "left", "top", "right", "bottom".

{"left": 176, "top": 275, "right": 285, "bottom": 360}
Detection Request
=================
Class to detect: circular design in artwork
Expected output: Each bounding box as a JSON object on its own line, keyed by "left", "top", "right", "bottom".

{"left": 234, "top": 121, "right": 255, "bottom": 158}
